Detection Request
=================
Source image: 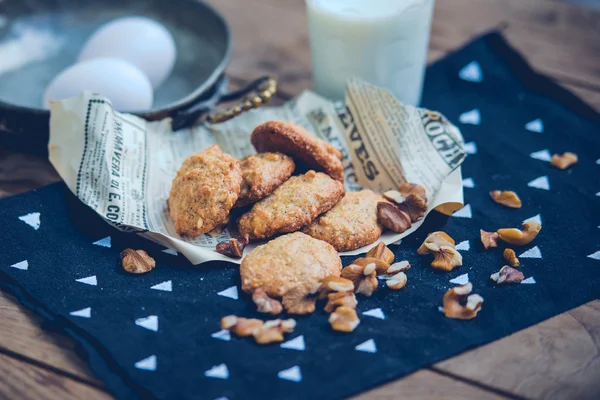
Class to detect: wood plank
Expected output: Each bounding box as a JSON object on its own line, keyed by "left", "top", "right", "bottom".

{"left": 353, "top": 369, "right": 510, "bottom": 400}
{"left": 0, "top": 353, "right": 111, "bottom": 400}
{"left": 434, "top": 300, "right": 600, "bottom": 400}
{"left": 0, "top": 291, "right": 100, "bottom": 385}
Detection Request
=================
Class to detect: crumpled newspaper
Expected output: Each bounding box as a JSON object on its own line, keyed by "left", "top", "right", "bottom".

{"left": 48, "top": 78, "right": 465, "bottom": 264}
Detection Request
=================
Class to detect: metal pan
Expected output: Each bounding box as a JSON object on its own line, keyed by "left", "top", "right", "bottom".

{"left": 0, "top": 0, "right": 274, "bottom": 156}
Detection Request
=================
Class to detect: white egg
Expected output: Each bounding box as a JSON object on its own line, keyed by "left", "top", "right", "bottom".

{"left": 44, "top": 58, "right": 153, "bottom": 111}
{"left": 78, "top": 17, "right": 176, "bottom": 89}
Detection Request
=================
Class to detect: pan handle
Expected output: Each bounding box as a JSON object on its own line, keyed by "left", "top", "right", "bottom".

{"left": 170, "top": 76, "right": 277, "bottom": 130}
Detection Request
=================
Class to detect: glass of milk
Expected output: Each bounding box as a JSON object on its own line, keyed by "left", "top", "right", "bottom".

{"left": 306, "top": 0, "right": 435, "bottom": 105}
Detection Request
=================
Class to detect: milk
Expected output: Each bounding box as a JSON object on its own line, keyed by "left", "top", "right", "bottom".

{"left": 306, "top": 0, "right": 435, "bottom": 105}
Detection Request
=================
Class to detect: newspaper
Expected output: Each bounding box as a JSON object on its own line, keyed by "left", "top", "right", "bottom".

{"left": 48, "top": 78, "right": 465, "bottom": 265}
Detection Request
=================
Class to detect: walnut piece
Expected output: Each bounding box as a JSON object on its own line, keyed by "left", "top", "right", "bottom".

{"left": 352, "top": 257, "right": 390, "bottom": 275}
{"left": 252, "top": 288, "right": 283, "bottom": 315}
{"left": 253, "top": 319, "right": 296, "bottom": 344}
{"left": 417, "top": 231, "right": 455, "bottom": 254}
{"left": 489, "top": 190, "right": 522, "bottom": 208}
{"left": 550, "top": 152, "right": 578, "bottom": 169}
{"left": 341, "top": 263, "right": 378, "bottom": 296}
{"left": 329, "top": 306, "right": 360, "bottom": 332}
{"left": 322, "top": 276, "right": 355, "bottom": 293}
{"left": 480, "top": 229, "right": 499, "bottom": 250}
{"left": 503, "top": 248, "right": 520, "bottom": 267}
{"left": 120, "top": 249, "right": 156, "bottom": 274}
{"left": 490, "top": 265, "right": 524, "bottom": 284}
{"left": 383, "top": 190, "right": 427, "bottom": 223}
{"left": 215, "top": 235, "right": 249, "bottom": 258}
{"left": 377, "top": 202, "right": 412, "bottom": 233}
{"left": 220, "top": 316, "right": 264, "bottom": 336}
{"left": 386, "top": 261, "right": 411, "bottom": 274}
{"left": 324, "top": 291, "right": 358, "bottom": 313}
{"left": 282, "top": 287, "right": 317, "bottom": 315}
{"left": 366, "top": 242, "right": 395, "bottom": 265}
{"left": 429, "top": 245, "right": 463, "bottom": 271}
{"left": 497, "top": 221, "right": 541, "bottom": 246}
{"left": 386, "top": 272, "right": 407, "bottom": 290}
{"left": 442, "top": 283, "right": 484, "bottom": 320}
{"left": 399, "top": 182, "right": 427, "bottom": 200}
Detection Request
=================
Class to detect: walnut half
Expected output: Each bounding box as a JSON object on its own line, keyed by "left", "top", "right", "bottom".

{"left": 215, "top": 235, "right": 249, "bottom": 258}
{"left": 329, "top": 306, "right": 360, "bottom": 332}
{"left": 418, "top": 232, "right": 462, "bottom": 271}
{"left": 442, "top": 283, "right": 484, "bottom": 320}
{"left": 490, "top": 266, "right": 524, "bottom": 284}
{"left": 383, "top": 182, "right": 428, "bottom": 223}
{"left": 121, "top": 249, "right": 156, "bottom": 274}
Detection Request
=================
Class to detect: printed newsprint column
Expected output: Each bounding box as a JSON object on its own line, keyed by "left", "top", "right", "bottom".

{"left": 48, "top": 81, "right": 465, "bottom": 265}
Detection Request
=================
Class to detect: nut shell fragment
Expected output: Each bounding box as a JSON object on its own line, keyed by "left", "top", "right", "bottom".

{"left": 497, "top": 221, "right": 541, "bottom": 246}
{"left": 550, "top": 152, "right": 578, "bottom": 169}
{"left": 329, "top": 306, "right": 360, "bottom": 332}
{"left": 489, "top": 190, "right": 522, "bottom": 208}
{"left": 121, "top": 249, "right": 156, "bottom": 274}
{"left": 443, "top": 283, "right": 483, "bottom": 320}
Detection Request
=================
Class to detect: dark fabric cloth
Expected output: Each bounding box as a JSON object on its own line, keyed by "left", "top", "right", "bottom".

{"left": 1, "top": 32, "right": 599, "bottom": 400}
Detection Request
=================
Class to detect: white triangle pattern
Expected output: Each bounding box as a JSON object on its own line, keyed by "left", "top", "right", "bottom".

{"left": 135, "top": 315, "right": 158, "bottom": 332}
{"left": 464, "top": 142, "right": 478, "bottom": 155}
{"left": 455, "top": 240, "right": 470, "bottom": 251}
{"left": 459, "top": 109, "right": 481, "bottom": 125}
{"left": 70, "top": 307, "right": 91, "bottom": 318}
{"left": 587, "top": 251, "right": 600, "bottom": 261}
{"left": 93, "top": 236, "right": 111, "bottom": 248}
{"left": 76, "top": 275, "right": 97, "bottom": 286}
{"left": 520, "top": 246, "right": 542, "bottom": 259}
{"left": 151, "top": 280, "right": 172, "bottom": 292}
{"left": 523, "top": 214, "right": 542, "bottom": 226}
{"left": 162, "top": 249, "right": 178, "bottom": 256}
{"left": 362, "top": 308, "right": 385, "bottom": 320}
{"left": 211, "top": 329, "right": 231, "bottom": 341}
{"left": 459, "top": 61, "right": 483, "bottom": 82}
{"left": 10, "top": 260, "right": 28, "bottom": 270}
{"left": 135, "top": 355, "right": 157, "bottom": 371}
{"left": 525, "top": 119, "right": 544, "bottom": 133}
{"left": 453, "top": 204, "right": 472, "bottom": 218}
{"left": 449, "top": 273, "right": 469, "bottom": 285}
{"left": 596, "top": 159, "right": 600, "bottom": 165}
{"left": 278, "top": 366, "right": 302, "bottom": 382}
{"left": 205, "top": 364, "right": 229, "bottom": 379}
{"left": 438, "top": 306, "right": 445, "bottom": 313}
{"left": 280, "top": 335, "right": 305, "bottom": 351}
{"left": 462, "top": 178, "right": 475, "bottom": 188}
{"left": 355, "top": 339, "right": 377, "bottom": 353}
{"left": 18, "top": 212, "right": 40, "bottom": 230}
{"left": 218, "top": 286, "right": 239, "bottom": 300}
{"left": 521, "top": 277, "right": 536, "bottom": 284}
{"left": 527, "top": 176, "right": 550, "bottom": 190}
{"left": 530, "top": 149, "right": 552, "bottom": 162}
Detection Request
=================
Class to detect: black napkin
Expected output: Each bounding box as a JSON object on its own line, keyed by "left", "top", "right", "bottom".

{"left": 1, "top": 32, "right": 599, "bottom": 400}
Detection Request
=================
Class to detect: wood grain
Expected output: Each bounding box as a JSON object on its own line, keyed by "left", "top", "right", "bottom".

{"left": 0, "top": 291, "right": 100, "bottom": 385}
{"left": 353, "top": 370, "right": 509, "bottom": 400}
{"left": 0, "top": 353, "right": 111, "bottom": 400}
{"left": 435, "top": 300, "right": 600, "bottom": 400}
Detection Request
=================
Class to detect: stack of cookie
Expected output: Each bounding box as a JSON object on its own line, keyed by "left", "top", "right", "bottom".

{"left": 168, "top": 120, "right": 410, "bottom": 253}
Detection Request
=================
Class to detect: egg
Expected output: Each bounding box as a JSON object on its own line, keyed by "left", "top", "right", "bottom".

{"left": 43, "top": 58, "right": 153, "bottom": 111}
{"left": 78, "top": 17, "right": 177, "bottom": 89}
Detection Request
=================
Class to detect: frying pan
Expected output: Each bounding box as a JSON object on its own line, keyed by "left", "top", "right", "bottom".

{"left": 0, "top": 0, "right": 275, "bottom": 156}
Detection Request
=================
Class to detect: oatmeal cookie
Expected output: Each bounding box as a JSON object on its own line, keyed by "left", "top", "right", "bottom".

{"left": 303, "top": 190, "right": 383, "bottom": 251}
{"left": 251, "top": 121, "right": 344, "bottom": 182}
{"left": 240, "top": 232, "right": 342, "bottom": 298}
{"left": 235, "top": 152, "right": 295, "bottom": 208}
{"left": 238, "top": 170, "right": 345, "bottom": 240}
{"left": 168, "top": 145, "right": 241, "bottom": 237}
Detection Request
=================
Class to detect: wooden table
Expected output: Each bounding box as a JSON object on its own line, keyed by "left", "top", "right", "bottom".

{"left": 1, "top": 0, "right": 599, "bottom": 399}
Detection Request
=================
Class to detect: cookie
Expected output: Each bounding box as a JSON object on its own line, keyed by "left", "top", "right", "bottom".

{"left": 235, "top": 152, "right": 295, "bottom": 208}
{"left": 303, "top": 190, "right": 383, "bottom": 251}
{"left": 251, "top": 121, "right": 344, "bottom": 182}
{"left": 240, "top": 232, "right": 342, "bottom": 297}
{"left": 168, "top": 145, "right": 241, "bottom": 237}
{"left": 238, "top": 170, "right": 345, "bottom": 240}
